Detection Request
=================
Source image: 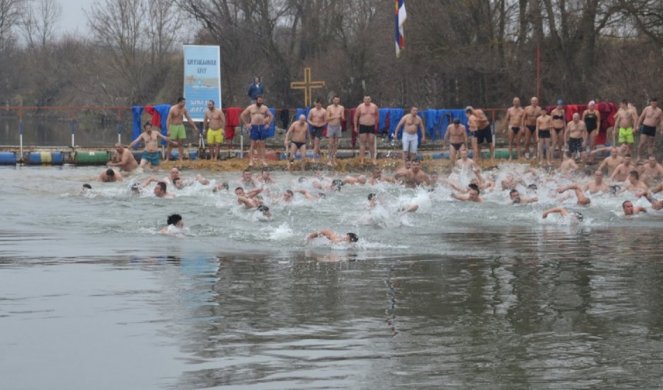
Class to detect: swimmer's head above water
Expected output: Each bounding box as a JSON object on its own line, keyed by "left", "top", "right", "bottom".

{"left": 346, "top": 233, "right": 359, "bottom": 243}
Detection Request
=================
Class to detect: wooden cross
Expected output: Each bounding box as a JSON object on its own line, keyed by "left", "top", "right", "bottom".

{"left": 290, "top": 67, "right": 325, "bottom": 107}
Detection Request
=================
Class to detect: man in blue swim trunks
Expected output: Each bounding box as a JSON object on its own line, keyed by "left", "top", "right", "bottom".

{"left": 129, "top": 122, "right": 175, "bottom": 169}
{"left": 241, "top": 95, "right": 273, "bottom": 167}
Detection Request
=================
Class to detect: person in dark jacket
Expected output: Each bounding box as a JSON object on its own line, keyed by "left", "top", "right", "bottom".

{"left": 247, "top": 76, "right": 264, "bottom": 102}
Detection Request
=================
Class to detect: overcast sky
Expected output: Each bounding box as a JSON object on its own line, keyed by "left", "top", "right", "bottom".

{"left": 55, "top": 0, "right": 91, "bottom": 36}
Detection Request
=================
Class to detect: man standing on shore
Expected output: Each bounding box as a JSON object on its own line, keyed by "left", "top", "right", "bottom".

{"left": 354, "top": 96, "right": 379, "bottom": 165}
{"left": 521, "top": 97, "right": 542, "bottom": 159}
{"left": 394, "top": 106, "right": 426, "bottom": 162}
{"left": 129, "top": 122, "right": 175, "bottom": 169}
{"left": 284, "top": 115, "right": 310, "bottom": 169}
{"left": 614, "top": 99, "right": 638, "bottom": 154}
{"left": 308, "top": 98, "right": 327, "bottom": 158}
{"left": 466, "top": 106, "right": 493, "bottom": 162}
{"left": 203, "top": 100, "right": 226, "bottom": 161}
{"left": 241, "top": 95, "right": 273, "bottom": 167}
{"left": 326, "top": 96, "right": 344, "bottom": 167}
{"left": 504, "top": 97, "right": 524, "bottom": 160}
{"left": 166, "top": 97, "right": 197, "bottom": 161}
{"left": 445, "top": 118, "right": 468, "bottom": 161}
{"left": 636, "top": 98, "right": 662, "bottom": 160}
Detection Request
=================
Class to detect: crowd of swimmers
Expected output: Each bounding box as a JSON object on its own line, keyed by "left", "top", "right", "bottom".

{"left": 84, "top": 137, "right": 663, "bottom": 243}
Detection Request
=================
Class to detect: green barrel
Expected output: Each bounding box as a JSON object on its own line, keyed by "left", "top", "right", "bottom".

{"left": 494, "top": 150, "right": 511, "bottom": 159}
{"left": 74, "top": 151, "right": 110, "bottom": 165}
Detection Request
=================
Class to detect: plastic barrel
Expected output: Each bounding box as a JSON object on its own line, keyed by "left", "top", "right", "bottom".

{"left": 494, "top": 150, "right": 510, "bottom": 159}
{"left": 0, "top": 151, "right": 16, "bottom": 165}
{"left": 74, "top": 151, "right": 110, "bottom": 165}
{"left": 336, "top": 151, "right": 354, "bottom": 159}
{"left": 169, "top": 150, "right": 198, "bottom": 160}
{"left": 431, "top": 152, "right": 450, "bottom": 160}
{"left": 26, "top": 151, "right": 65, "bottom": 165}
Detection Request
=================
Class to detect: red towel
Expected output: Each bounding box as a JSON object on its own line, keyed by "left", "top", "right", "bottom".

{"left": 144, "top": 105, "right": 161, "bottom": 126}
{"left": 223, "top": 107, "right": 243, "bottom": 142}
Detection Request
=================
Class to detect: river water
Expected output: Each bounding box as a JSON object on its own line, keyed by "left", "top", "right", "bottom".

{"left": 2, "top": 165, "right": 663, "bottom": 389}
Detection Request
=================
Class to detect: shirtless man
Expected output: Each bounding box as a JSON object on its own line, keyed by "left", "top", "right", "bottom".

{"left": 597, "top": 147, "right": 623, "bottom": 176}
{"left": 284, "top": 115, "right": 310, "bottom": 169}
{"left": 636, "top": 98, "right": 662, "bottom": 159}
{"left": 99, "top": 168, "right": 122, "bottom": 182}
{"left": 452, "top": 183, "right": 483, "bottom": 203}
{"left": 455, "top": 147, "right": 478, "bottom": 172}
{"left": 166, "top": 97, "right": 197, "bottom": 161}
{"left": 623, "top": 170, "right": 649, "bottom": 194}
{"left": 444, "top": 118, "right": 468, "bottom": 161}
{"left": 153, "top": 181, "right": 174, "bottom": 199}
{"left": 622, "top": 200, "right": 648, "bottom": 215}
{"left": 565, "top": 113, "right": 588, "bottom": 159}
{"left": 585, "top": 171, "right": 609, "bottom": 194}
{"left": 108, "top": 144, "right": 138, "bottom": 172}
{"left": 542, "top": 207, "right": 584, "bottom": 222}
{"left": 550, "top": 100, "right": 566, "bottom": 160}
{"left": 203, "top": 100, "right": 226, "bottom": 161}
{"left": 504, "top": 97, "right": 524, "bottom": 160}
{"left": 307, "top": 98, "right": 327, "bottom": 158}
{"left": 326, "top": 96, "right": 345, "bottom": 166}
{"left": 306, "top": 229, "right": 359, "bottom": 244}
{"left": 240, "top": 170, "right": 256, "bottom": 188}
{"left": 521, "top": 97, "right": 542, "bottom": 159}
{"left": 129, "top": 122, "right": 175, "bottom": 169}
{"left": 536, "top": 109, "right": 554, "bottom": 165}
{"left": 353, "top": 96, "right": 378, "bottom": 164}
{"left": 639, "top": 155, "right": 663, "bottom": 187}
{"left": 610, "top": 154, "right": 635, "bottom": 182}
{"left": 241, "top": 95, "right": 273, "bottom": 167}
{"left": 257, "top": 169, "right": 274, "bottom": 184}
{"left": 614, "top": 99, "right": 638, "bottom": 153}
{"left": 557, "top": 184, "right": 591, "bottom": 206}
{"left": 465, "top": 106, "right": 493, "bottom": 162}
{"left": 394, "top": 106, "right": 426, "bottom": 162}
{"left": 637, "top": 191, "right": 663, "bottom": 210}
{"left": 509, "top": 189, "right": 537, "bottom": 204}
{"left": 409, "top": 161, "right": 430, "bottom": 187}
{"left": 234, "top": 186, "right": 264, "bottom": 208}
{"left": 559, "top": 152, "right": 579, "bottom": 175}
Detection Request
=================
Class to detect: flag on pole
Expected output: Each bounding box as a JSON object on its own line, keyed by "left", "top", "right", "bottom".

{"left": 394, "top": 0, "right": 407, "bottom": 57}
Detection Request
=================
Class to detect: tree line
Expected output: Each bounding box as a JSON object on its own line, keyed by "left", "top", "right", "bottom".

{"left": 1, "top": 0, "right": 662, "bottom": 113}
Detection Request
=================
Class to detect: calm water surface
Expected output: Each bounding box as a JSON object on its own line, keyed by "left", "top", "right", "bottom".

{"left": 2, "top": 166, "right": 663, "bottom": 389}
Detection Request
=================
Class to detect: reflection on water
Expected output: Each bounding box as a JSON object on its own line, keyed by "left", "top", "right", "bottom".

{"left": 3, "top": 227, "right": 663, "bottom": 389}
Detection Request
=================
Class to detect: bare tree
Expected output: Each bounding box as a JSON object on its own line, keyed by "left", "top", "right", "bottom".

{"left": 86, "top": 0, "right": 182, "bottom": 104}
{"left": 20, "top": 0, "right": 62, "bottom": 49}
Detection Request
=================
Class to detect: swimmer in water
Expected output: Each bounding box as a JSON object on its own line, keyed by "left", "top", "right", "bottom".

{"left": 306, "top": 229, "right": 359, "bottom": 244}
{"left": 636, "top": 190, "right": 663, "bottom": 210}
{"left": 99, "top": 168, "right": 123, "bottom": 182}
{"left": 622, "top": 200, "right": 647, "bottom": 216}
{"left": 556, "top": 183, "right": 591, "bottom": 206}
{"left": 160, "top": 214, "right": 185, "bottom": 236}
{"left": 234, "top": 186, "right": 263, "bottom": 208}
{"left": 452, "top": 183, "right": 483, "bottom": 203}
{"left": 585, "top": 170, "right": 609, "bottom": 194}
{"left": 509, "top": 189, "right": 537, "bottom": 204}
{"left": 256, "top": 205, "right": 272, "bottom": 220}
{"left": 542, "top": 207, "right": 584, "bottom": 222}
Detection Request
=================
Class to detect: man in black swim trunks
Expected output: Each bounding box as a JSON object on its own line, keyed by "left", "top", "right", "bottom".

{"left": 636, "top": 98, "right": 662, "bottom": 160}
{"left": 521, "top": 97, "right": 542, "bottom": 159}
{"left": 466, "top": 106, "right": 494, "bottom": 162}
{"left": 307, "top": 98, "right": 327, "bottom": 158}
{"left": 284, "top": 115, "right": 310, "bottom": 169}
{"left": 444, "top": 118, "right": 468, "bottom": 161}
{"left": 354, "top": 96, "right": 379, "bottom": 164}
{"left": 504, "top": 97, "right": 524, "bottom": 160}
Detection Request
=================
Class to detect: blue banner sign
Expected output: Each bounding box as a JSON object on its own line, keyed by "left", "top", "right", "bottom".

{"left": 183, "top": 45, "right": 222, "bottom": 121}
